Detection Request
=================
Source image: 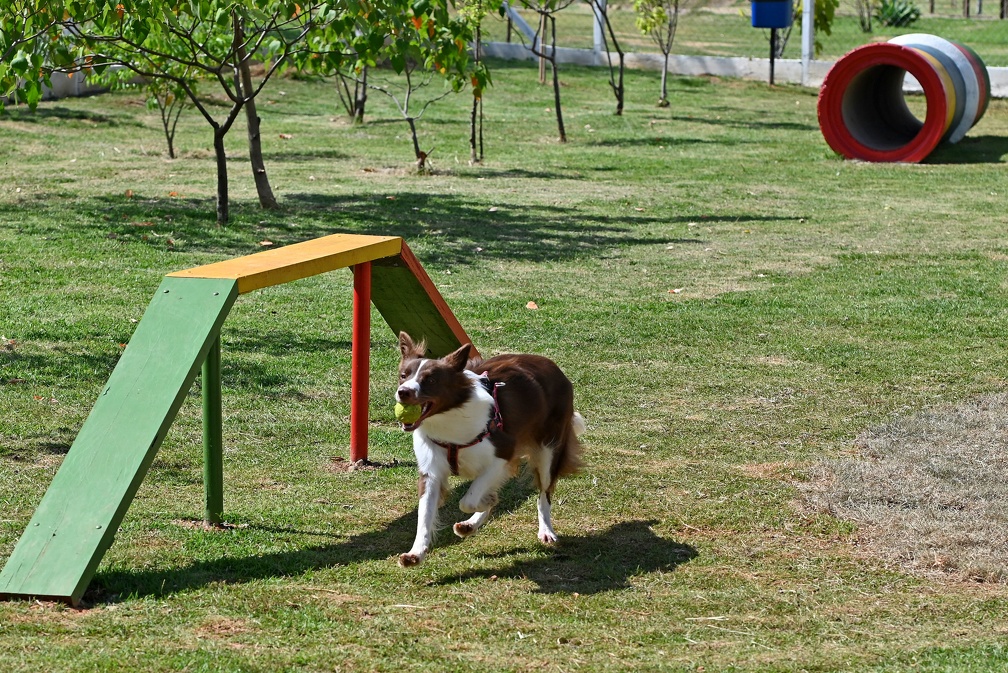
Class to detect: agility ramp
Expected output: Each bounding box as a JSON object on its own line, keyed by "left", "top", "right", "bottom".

{"left": 0, "top": 234, "right": 474, "bottom": 605}
{"left": 818, "top": 34, "right": 990, "bottom": 163}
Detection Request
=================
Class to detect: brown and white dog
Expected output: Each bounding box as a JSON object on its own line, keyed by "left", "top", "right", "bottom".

{"left": 395, "top": 332, "right": 585, "bottom": 567}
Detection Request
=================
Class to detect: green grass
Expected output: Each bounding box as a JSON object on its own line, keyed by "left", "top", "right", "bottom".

{"left": 487, "top": 2, "right": 1008, "bottom": 66}
{"left": 2, "top": 60, "right": 1008, "bottom": 671}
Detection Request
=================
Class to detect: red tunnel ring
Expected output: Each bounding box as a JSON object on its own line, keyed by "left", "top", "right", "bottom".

{"left": 817, "top": 42, "right": 953, "bottom": 163}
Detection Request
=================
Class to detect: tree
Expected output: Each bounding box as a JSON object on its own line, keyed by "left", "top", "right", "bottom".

{"left": 634, "top": 0, "right": 681, "bottom": 107}
{"left": 458, "top": 0, "right": 497, "bottom": 163}
{"left": 792, "top": 0, "right": 839, "bottom": 57}
{"left": 0, "top": 1, "right": 74, "bottom": 110}
{"left": 337, "top": 0, "right": 483, "bottom": 171}
{"left": 519, "top": 0, "right": 577, "bottom": 142}
{"left": 58, "top": 1, "right": 340, "bottom": 225}
{"left": 855, "top": 0, "right": 875, "bottom": 31}
{"left": 586, "top": 0, "right": 625, "bottom": 115}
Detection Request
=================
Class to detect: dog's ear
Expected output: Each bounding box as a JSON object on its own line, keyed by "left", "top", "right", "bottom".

{"left": 443, "top": 343, "right": 472, "bottom": 371}
{"left": 399, "top": 332, "right": 425, "bottom": 359}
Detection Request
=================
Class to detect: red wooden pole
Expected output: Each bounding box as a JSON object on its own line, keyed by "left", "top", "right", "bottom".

{"left": 350, "top": 262, "right": 371, "bottom": 463}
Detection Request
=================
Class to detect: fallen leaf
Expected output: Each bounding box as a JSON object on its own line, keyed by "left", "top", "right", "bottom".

{"left": 669, "top": 288, "right": 684, "bottom": 294}
{"left": 488, "top": 206, "right": 498, "bottom": 212}
{"left": 259, "top": 240, "right": 274, "bottom": 247}
{"left": 125, "top": 189, "right": 134, "bottom": 198}
{"left": 169, "top": 191, "right": 180, "bottom": 197}
{"left": 526, "top": 301, "right": 539, "bottom": 310}
{"left": 634, "top": 207, "right": 644, "bottom": 212}
{"left": 279, "top": 133, "right": 293, "bottom": 140}
{"left": 5, "top": 378, "right": 26, "bottom": 385}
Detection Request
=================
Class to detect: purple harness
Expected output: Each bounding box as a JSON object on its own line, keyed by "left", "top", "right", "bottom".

{"left": 431, "top": 373, "right": 504, "bottom": 475}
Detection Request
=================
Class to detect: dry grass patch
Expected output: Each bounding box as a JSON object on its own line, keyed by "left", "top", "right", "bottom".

{"left": 804, "top": 393, "right": 1008, "bottom": 584}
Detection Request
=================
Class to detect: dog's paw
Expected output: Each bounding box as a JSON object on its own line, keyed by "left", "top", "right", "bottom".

{"left": 453, "top": 522, "right": 476, "bottom": 538}
{"left": 538, "top": 529, "right": 558, "bottom": 545}
{"left": 461, "top": 491, "right": 498, "bottom": 514}
{"left": 398, "top": 552, "right": 424, "bottom": 567}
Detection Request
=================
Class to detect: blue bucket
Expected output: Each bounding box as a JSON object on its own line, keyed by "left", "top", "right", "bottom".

{"left": 751, "top": 0, "right": 793, "bottom": 28}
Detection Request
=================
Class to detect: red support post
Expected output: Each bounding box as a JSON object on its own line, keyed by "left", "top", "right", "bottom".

{"left": 350, "top": 262, "right": 371, "bottom": 463}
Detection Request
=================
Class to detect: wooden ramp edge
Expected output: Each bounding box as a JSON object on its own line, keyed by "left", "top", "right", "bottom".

{"left": 0, "top": 277, "right": 238, "bottom": 605}
{"left": 168, "top": 233, "right": 402, "bottom": 294}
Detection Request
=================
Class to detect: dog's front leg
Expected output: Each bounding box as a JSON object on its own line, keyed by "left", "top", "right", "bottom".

{"left": 400, "top": 472, "right": 441, "bottom": 567}
{"left": 459, "top": 457, "right": 510, "bottom": 514}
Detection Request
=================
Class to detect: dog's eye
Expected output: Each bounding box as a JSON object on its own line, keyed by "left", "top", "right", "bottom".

{"left": 399, "top": 371, "right": 408, "bottom": 380}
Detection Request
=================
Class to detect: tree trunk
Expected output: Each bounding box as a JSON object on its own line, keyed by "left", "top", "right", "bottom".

{"left": 470, "top": 24, "right": 482, "bottom": 164}
{"left": 550, "top": 17, "right": 566, "bottom": 143}
{"left": 354, "top": 66, "right": 367, "bottom": 123}
{"left": 213, "top": 127, "right": 229, "bottom": 227}
{"left": 235, "top": 17, "right": 278, "bottom": 210}
{"left": 407, "top": 117, "right": 427, "bottom": 171}
{"left": 470, "top": 95, "right": 479, "bottom": 164}
{"left": 615, "top": 51, "right": 625, "bottom": 116}
{"left": 659, "top": 52, "right": 670, "bottom": 107}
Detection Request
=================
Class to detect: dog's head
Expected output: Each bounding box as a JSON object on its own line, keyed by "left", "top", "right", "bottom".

{"left": 395, "top": 331, "right": 473, "bottom": 431}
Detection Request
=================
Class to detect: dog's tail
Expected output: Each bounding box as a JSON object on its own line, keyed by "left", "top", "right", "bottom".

{"left": 571, "top": 412, "right": 587, "bottom": 437}
{"left": 547, "top": 411, "right": 586, "bottom": 486}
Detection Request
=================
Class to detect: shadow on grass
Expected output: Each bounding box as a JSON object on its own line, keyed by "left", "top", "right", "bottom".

{"left": 435, "top": 519, "right": 697, "bottom": 594}
{"left": 1, "top": 191, "right": 673, "bottom": 269}
{"left": 1, "top": 105, "right": 139, "bottom": 126}
{"left": 927, "top": 135, "right": 1008, "bottom": 164}
{"left": 668, "top": 111, "right": 818, "bottom": 133}
{"left": 85, "top": 480, "right": 695, "bottom": 603}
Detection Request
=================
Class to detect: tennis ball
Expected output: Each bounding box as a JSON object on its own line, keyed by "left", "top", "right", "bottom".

{"left": 395, "top": 402, "right": 423, "bottom": 424}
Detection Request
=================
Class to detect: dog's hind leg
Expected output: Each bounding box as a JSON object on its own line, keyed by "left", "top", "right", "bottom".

{"left": 532, "top": 447, "right": 559, "bottom": 545}
{"left": 454, "top": 509, "right": 492, "bottom": 538}
{"left": 400, "top": 472, "right": 443, "bottom": 567}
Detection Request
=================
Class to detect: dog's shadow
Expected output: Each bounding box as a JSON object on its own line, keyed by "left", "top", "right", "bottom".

{"left": 87, "top": 479, "right": 696, "bottom": 603}
{"left": 436, "top": 518, "right": 697, "bottom": 594}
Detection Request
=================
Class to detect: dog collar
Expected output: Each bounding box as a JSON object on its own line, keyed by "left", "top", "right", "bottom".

{"left": 431, "top": 373, "right": 504, "bottom": 475}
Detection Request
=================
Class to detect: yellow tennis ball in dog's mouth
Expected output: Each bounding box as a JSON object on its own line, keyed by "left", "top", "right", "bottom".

{"left": 395, "top": 402, "right": 423, "bottom": 425}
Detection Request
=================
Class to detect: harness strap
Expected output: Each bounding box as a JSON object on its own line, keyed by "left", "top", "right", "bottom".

{"left": 432, "top": 373, "right": 504, "bottom": 475}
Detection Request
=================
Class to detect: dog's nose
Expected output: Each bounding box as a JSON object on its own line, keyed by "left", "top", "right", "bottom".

{"left": 396, "top": 387, "right": 416, "bottom": 404}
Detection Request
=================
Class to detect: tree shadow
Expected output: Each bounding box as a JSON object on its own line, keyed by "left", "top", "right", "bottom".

{"left": 927, "top": 135, "right": 1008, "bottom": 164}
{"left": 0, "top": 190, "right": 669, "bottom": 269}
{"left": 434, "top": 519, "right": 697, "bottom": 594}
{"left": 0, "top": 105, "right": 137, "bottom": 126}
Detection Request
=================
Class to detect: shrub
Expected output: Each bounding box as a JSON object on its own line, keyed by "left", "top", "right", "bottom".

{"left": 874, "top": 0, "right": 921, "bottom": 27}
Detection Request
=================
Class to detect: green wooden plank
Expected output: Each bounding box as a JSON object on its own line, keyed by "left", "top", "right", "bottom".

{"left": 0, "top": 277, "right": 238, "bottom": 605}
{"left": 371, "top": 256, "right": 469, "bottom": 358}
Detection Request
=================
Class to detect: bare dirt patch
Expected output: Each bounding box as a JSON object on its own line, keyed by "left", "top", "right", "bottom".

{"left": 802, "top": 393, "right": 1008, "bottom": 584}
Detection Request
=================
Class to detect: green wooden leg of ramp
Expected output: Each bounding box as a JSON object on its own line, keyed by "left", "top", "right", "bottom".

{"left": 0, "top": 277, "right": 238, "bottom": 605}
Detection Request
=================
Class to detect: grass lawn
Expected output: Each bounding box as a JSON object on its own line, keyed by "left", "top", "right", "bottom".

{"left": 2, "top": 58, "right": 1008, "bottom": 671}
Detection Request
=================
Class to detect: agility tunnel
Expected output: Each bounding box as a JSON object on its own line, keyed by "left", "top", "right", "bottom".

{"left": 818, "top": 34, "right": 990, "bottom": 162}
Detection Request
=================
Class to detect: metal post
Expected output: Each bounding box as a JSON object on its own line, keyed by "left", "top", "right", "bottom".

{"left": 350, "top": 262, "right": 371, "bottom": 463}
{"left": 202, "top": 337, "right": 223, "bottom": 526}
{"left": 801, "top": 0, "right": 814, "bottom": 86}
{"left": 770, "top": 28, "right": 777, "bottom": 85}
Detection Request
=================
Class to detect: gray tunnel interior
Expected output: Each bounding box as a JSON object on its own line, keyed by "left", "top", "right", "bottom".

{"left": 840, "top": 64, "right": 924, "bottom": 151}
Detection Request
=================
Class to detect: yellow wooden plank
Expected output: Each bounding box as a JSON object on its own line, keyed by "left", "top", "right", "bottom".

{"left": 168, "top": 234, "right": 403, "bottom": 294}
